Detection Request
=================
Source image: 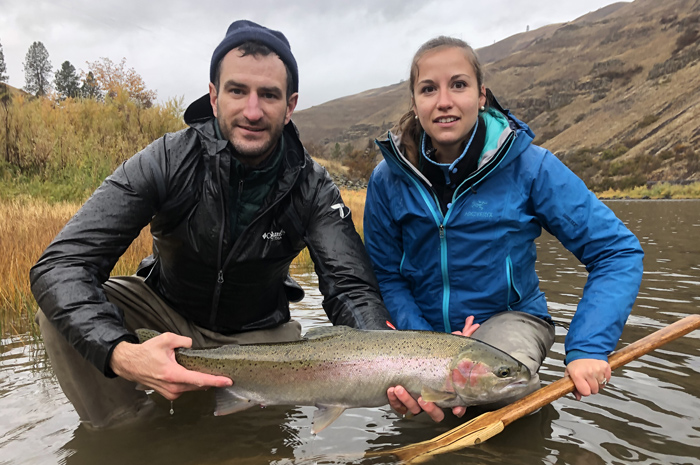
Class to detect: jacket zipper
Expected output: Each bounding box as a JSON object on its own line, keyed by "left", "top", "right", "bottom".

{"left": 211, "top": 153, "right": 227, "bottom": 324}
{"left": 209, "top": 162, "right": 302, "bottom": 327}
{"left": 381, "top": 137, "right": 452, "bottom": 332}
{"left": 506, "top": 255, "right": 522, "bottom": 310}
{"left": 438, "top": 223, "right": 451, "bottom": 332}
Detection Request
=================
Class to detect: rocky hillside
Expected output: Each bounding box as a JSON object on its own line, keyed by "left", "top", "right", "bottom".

{"left": 294, "top": 0, "right": 700, "bottom": 189}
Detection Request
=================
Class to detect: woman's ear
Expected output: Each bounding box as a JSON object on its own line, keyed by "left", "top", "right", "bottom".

{"left": 411, "top": 98, "right": 419, "bottom": 122}
{"left": 479, "top": 85, "right": 487, "bottom": 108}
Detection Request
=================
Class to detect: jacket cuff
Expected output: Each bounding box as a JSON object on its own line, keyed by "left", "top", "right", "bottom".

{"left": 565, "top": 350, "right": 608, "bottom": 365}
{"left": 103, "top": 333, "right": 140, "bottom": 378}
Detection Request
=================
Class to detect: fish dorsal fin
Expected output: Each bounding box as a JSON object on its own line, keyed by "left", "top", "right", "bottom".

{"left": 421, "top": 387, "right": 457, "bottom": 404}
{"left": 135, "top": 328, "right": 161, "bottom": 344}
{"left": 312, "top": 405, "right": 346, "bottom": 434}
{"left": 303, "top": 325, "right": 353, "bottom": 341}
{"left": 214, "top": 388, "right": 256, "bottom": 416}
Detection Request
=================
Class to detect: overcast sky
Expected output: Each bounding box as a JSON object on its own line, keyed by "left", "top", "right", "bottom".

{"left": 1, "top": 0, "right": 629, "bottom": 110}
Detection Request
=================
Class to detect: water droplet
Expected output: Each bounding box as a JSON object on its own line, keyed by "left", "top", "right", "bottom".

{"left": 170, "top": 401, "right": 174, "bottom": 415}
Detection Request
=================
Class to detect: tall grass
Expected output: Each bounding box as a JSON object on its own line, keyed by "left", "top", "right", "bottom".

{"left": 0, "top": 91, "right": 185, "bottom": 202}
{"left": 0, "top": 189, "right": 366, "bottom": 339}
{"left": 0, "top": 197, "right": 152, "bottom": 338}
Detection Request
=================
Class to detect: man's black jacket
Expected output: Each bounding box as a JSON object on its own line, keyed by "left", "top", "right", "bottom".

{"left": 30, "top": 114, "right": 392, "bottom": 376}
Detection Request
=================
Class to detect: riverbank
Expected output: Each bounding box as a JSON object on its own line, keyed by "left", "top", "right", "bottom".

{"left": 597, "top": 182, "right": 700, "bottom": 199}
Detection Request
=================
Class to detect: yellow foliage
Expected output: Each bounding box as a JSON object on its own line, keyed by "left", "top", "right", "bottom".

{"left": 86, "top": 57, "right": 158, "bottom": 107}
{"left": 0, "top": 198, "right": 151, "bottom": 337}
{"left": 0, "top": 92, "right": 185, "bottom": 201}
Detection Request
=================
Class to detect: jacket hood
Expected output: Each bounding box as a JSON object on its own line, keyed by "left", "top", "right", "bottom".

{"left": 184, "top": 93, "right": 214, "bottom": 125}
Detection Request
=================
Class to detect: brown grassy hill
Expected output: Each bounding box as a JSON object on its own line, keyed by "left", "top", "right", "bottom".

{"left": 0, "top": 83, "right": 28, "bottom": 100}
{"left": 294, "top": 0, "right": 700, "bottom": 189}
{"left": 293, "top": 82, "right": 409, "bottom": 149}
{"left": 477, "top": 2, "right": 629, "bottom": 64}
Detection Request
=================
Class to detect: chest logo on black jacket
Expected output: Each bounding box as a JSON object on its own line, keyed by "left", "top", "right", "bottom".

{"left": 262, "top": 229, "right": 286, "bottom": 241}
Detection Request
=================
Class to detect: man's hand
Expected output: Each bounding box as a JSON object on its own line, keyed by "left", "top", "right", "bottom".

{"left": 387, "top": 317, "right": 480, "bottom": 422}
{"left": 564, "top": 358, "right": 611, "bottom": 401}
{"left": 110, "top": 332, "right": 233, "bottom": 401}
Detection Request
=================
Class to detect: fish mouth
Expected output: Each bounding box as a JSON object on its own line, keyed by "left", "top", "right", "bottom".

{"left": 509, "top": 379, "right": 530, "bottom": 387}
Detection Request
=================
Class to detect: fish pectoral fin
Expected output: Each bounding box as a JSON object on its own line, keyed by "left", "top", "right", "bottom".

{"left": 311, "top": 405, "right": 346, "bottom": 434}
{"left": 214, "top": 388, "right": 256, "bottom": 416}
{"left": 420, "top": 387, "right": 457, "bottom": 404}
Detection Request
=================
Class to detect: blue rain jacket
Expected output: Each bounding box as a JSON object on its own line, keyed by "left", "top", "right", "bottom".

{"left": 364, "top": 100, "right": 644, "bottom": 364}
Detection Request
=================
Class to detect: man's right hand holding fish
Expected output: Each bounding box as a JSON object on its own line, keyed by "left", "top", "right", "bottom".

{"left": 111, "top": 333, "right": 233, "bottom": 401}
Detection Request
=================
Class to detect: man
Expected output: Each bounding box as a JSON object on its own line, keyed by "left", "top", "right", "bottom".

{"left": 30, "top": 20, "right": 393, "bottom": 429}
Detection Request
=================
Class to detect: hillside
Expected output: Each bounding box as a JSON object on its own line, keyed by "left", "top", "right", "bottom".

{"left": 0, "top": 82, "right": 28, "bottom": 99}
{"left": 294, "top": 0, "right": 700, "bottom": 189}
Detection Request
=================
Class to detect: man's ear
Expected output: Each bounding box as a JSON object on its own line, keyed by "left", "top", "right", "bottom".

{"left": 209, "top": 82, "right": 218, "bottom": 117}
{"left": 285, "top": 92, "right": 298, "bottom": 124}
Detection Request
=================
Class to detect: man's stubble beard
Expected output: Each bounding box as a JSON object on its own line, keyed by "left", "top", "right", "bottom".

{"left": 218, "top": 103, "right": 285, "bottom": 162}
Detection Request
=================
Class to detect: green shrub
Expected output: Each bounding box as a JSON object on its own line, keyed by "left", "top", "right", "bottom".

{"left": 601, "top": 144, "right": 628, "bottom": 161}
{"left": 638, "top": 114, "right": 660, "bottom": 128}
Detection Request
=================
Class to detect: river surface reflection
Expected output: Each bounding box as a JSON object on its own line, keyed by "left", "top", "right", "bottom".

{"left": 1, "top": 200, "right": 699, "bottom": 464}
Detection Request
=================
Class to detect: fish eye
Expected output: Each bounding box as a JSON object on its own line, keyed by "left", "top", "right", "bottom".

{"left": 497, "top": 367, "right": 511, "bottom": 378}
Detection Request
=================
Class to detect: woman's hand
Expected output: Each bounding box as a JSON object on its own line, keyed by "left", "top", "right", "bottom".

{"left": 564, "top": 358, "right": 611, "bottom": 401}
{"left": 387, "top": 317, "right": 480, "bottom": 421}
{"left": 451, "top": 315, "right": 480, "bottom": 337}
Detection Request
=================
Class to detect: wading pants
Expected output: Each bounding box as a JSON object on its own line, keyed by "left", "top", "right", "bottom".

{"left": 37, "top": 275, "right": 302, "bottom": 429}
{"left": 470, "top": 311, "right": 556, "bottom": 408}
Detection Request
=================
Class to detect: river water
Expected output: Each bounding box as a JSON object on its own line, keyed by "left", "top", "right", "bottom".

{"left": 1, "top": 200, "right": 699, "bottom": 465}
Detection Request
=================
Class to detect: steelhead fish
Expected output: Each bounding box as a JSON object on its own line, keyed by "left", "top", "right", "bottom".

{"left": 136, "top": 326, "right": 530, "bottom": 433}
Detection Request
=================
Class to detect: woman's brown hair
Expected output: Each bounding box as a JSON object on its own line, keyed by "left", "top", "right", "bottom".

{"left": 396, "top": 36, "right": 485, "bottom": 168}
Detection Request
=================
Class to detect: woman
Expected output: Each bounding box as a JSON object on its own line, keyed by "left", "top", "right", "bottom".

{"left": 364, "top": 37, "right": 644, "bottom": 422}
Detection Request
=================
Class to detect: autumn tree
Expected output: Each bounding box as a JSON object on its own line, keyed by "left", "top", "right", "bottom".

{"left": 86, "top": 57, "right": 156, "bottom": 107}
{"left": 23, "top": 41, "right": 53, "bottom": 97}
{"left": 54, "top": 60, "right": 81, "bottom": 100}
{"left": 80, "top": 71, "right": 101, "bottom": 100}
{"left": 0, "top": 39, "right": 8, "bottom": 83}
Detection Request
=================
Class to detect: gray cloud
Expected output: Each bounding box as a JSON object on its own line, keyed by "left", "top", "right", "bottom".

{"left": 1, "top": 0, "right": 628, "bottom": 110}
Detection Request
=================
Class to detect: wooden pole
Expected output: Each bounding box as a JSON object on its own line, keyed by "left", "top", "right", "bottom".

{"left": 374, "top": 314, "right": 700, "bottom": 463}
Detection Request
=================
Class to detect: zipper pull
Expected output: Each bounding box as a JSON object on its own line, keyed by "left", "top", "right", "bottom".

{"left": 238, "top": 179, "right": 244, "bottom": 195}
{"left": 217, "top": 270, "right": 224, "bottom": 284}
{"left": 439, "top": 224, "right": 445, "bottom": 238}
